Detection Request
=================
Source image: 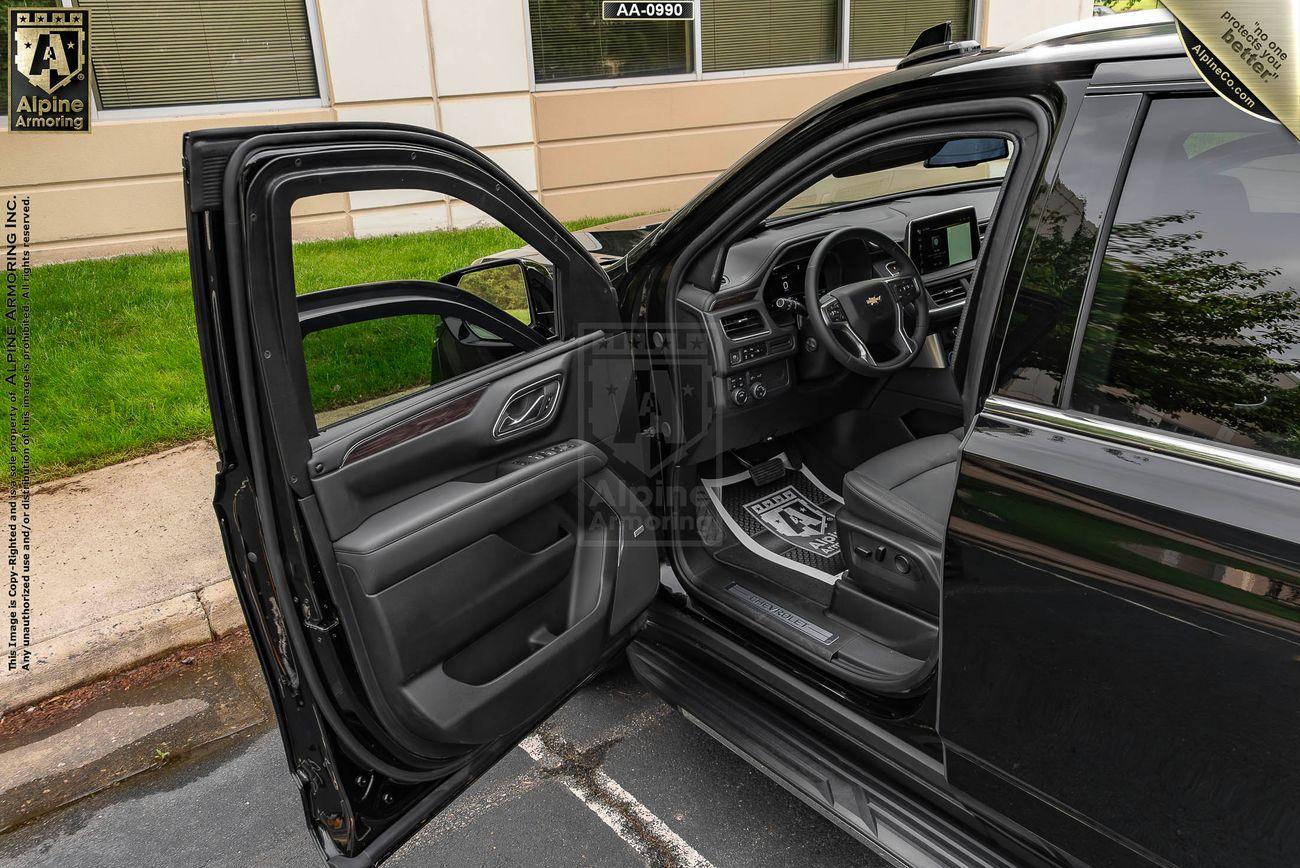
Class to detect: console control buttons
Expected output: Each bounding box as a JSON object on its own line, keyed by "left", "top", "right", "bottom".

{"left": 507, "top": 439, "right": 581, "bottom": 470}
{"left": 751, "top": 383, "right": 768, "bottom": 400}
{"left": 732, "top": 388, "right": 750, "bottom": 406}
{"left": 730, "top": 343, "right": 767, "bottom": 366}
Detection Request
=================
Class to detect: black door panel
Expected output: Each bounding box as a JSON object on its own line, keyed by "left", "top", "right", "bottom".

{"left": 333, "top": 443, "right": 603, "bottom": 597}
{"left": 304, "top": 336, "right": 655, "bottom": 754}
{"left": 942, "top": 409, "right": 1300, "bottom": 865}
{"left": 309, "top": 333, "right": 628, "bottom": 537}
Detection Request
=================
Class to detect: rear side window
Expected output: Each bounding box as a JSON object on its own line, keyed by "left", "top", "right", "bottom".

{"left": 1070, "top": 98, "right": 1300, "bottom": 461}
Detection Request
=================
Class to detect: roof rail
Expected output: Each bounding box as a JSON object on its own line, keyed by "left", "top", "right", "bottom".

{"left": 897, "top": 21, "right": 981, "bottom": 69}
{"left": 1002, "top": 8, "right": 1174, "bottom": 52}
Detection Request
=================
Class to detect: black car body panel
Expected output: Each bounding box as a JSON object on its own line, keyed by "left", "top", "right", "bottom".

{"left": 946, "top": 409, "right": 1300, "bottom": 865}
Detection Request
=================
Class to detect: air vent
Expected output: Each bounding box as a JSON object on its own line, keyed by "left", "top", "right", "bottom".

{"left": 929, "top": 278, "right": 969, "bottom": 307}
{"left": 720, "top": 309, "right": 766, "bottom": 340}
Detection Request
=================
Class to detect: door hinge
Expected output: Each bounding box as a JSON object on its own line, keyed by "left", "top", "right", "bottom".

{"left": 301, "top": 601, "right": 339, "bottom": 633}
{"left": 303, "top": 613, "right": 339, "bottom": 633}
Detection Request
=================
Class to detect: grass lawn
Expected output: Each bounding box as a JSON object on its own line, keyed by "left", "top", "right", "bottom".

{"left": 29, "top": 216, "right": 620, "bottom": 483}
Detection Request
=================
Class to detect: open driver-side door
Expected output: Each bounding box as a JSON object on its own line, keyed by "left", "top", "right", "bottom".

{"left": 182, "top": 124, "right": 659, "bottom": 866}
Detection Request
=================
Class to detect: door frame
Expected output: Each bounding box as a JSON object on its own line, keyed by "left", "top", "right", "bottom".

{"left": 184, "top": 123, "right": 649, "bottom": 866}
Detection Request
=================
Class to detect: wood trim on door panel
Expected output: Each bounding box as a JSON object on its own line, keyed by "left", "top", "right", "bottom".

{"left": 341, "top": 386, "right": 487, "bottom": 467}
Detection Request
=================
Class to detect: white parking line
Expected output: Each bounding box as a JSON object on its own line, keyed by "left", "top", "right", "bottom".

{"left": 518, "top": 733, "right": 715, "bottom": 868}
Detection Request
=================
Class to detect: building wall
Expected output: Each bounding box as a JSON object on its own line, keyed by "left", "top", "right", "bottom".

{"left": 533, "top": 69, "right": 880, "bottom": 221}
{"left": 981, "top": 0, "right": 1095, "bottom": 46}
{"left": 0, "top": 0, "right": 1088, "bottom": 265}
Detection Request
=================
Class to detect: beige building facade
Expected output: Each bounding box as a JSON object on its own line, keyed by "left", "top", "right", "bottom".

{"left": 0, "top": 0, "right": 1091, "bottom": 264}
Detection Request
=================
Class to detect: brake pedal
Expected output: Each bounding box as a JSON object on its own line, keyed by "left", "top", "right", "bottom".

{"left": 748, "top": 456, "right": 786, "bottom": 486}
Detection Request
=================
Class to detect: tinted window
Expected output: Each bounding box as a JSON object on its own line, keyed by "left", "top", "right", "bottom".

{"left": 1071, "top": 98, "right": 1300, "bottom": 460}
{"left": 993, "top": 94, "right": 1143, "bottom": 405}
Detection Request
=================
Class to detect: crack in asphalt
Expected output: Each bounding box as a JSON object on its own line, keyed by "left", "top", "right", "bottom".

{"left": 527, "top": 728, "right": 713, "bottom": 868}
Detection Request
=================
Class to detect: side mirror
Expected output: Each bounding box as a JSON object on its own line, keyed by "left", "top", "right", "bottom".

{"left": 440, "top": 259, "right": 533, "bottom": 325}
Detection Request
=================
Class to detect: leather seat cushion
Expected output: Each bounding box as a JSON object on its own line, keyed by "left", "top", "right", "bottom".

{"left": 842, "top": 430, "right": 963, "bottom": 545}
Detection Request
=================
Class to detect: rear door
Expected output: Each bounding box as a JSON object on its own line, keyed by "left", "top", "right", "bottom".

{"left": 941, "top": 91, "right": 1300, "bottom": 864}
{"left": 183, "top": 123, "right": 659, "bottom": 866}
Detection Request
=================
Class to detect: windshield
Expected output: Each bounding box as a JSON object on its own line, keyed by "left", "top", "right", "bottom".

{"left": 769, "top": 138, "right": 1013, "bottom": 221}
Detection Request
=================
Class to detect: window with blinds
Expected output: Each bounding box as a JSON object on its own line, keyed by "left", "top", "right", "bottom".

{"left": 75, "top": 0, "right": 319, "bottom": 110}
{"left": 701, "top": 0, "right": 840, "bottom": 73}
{"left": 849, "top": 0, "right": 972, "bottom": 62}
{"left": 1, "top": 0, "right": 51, "bottom": 111}
{"left": 529, "top": 0, "right": 693, "bottom": 84}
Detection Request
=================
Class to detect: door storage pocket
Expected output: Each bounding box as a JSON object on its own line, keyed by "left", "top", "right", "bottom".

{"left": 352, "top": 524, "right": 575, "bottom": 684}
{"left": 442, "top": 580, "right": 576, "bottom": 685}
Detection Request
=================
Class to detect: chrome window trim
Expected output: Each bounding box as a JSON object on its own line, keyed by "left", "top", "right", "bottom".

{"left": 981, "top": 395, "right": 1300, "bottom": 487}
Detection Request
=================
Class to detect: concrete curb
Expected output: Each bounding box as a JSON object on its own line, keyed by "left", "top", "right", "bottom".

{"left": 0, "top": 579, "right": 244, "bottom": 717}
{"left": 0, "top": 628, "right": 269, "bottom": 833}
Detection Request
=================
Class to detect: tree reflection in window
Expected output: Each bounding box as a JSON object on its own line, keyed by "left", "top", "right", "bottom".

{"left": 1071, "top": 98, "right": 1300, "bottom": 461}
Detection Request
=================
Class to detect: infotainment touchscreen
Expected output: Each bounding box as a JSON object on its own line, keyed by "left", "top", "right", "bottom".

{"left": 908, "top": 207, "right": 980, "bottom": 274}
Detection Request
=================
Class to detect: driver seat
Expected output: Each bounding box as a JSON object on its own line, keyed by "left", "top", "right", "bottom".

{"left": 842, "top": 430, "right": 963, "bottom": 546}
{"left": 837, "top": 430, "right": 963, "bottom": 615}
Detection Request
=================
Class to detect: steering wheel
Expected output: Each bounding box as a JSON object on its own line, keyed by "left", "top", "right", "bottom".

{"left": 804, "top": 226, "right": 931, "bottom": 376}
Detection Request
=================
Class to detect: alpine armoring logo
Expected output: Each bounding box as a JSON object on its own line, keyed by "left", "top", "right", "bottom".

{"left": 7, "top": 7, "right": 91, "bottom": 132}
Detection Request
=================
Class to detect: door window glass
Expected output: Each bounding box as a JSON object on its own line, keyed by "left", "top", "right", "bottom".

{"left": 290, "top": 194, "right": 554, "bottom": 430}
{"left": 1071, "top": 98, "right": 1300, "bottom": 460}
{"left": 993, "top": 94, "right": 1143, "bottom": 405}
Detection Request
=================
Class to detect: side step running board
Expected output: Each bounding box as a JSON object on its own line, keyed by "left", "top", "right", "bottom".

{"left": 628, "top": 626, "right": 1019, "bottom": 868}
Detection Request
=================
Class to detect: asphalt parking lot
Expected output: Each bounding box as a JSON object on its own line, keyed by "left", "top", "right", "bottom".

{"left": 0, "top": 665, "right": 889, "bottom": 867}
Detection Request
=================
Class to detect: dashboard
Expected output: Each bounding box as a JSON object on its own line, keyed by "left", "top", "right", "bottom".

{"left": 678, "top": 186, "right": 998, "bottom": 415}
{"left": 751, "top": 194, "right": 991, "bottom": 339}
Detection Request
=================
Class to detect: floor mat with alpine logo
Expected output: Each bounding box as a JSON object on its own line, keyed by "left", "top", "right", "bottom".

{"left": 699, "top": 457, "right": 844, "bottom": 593}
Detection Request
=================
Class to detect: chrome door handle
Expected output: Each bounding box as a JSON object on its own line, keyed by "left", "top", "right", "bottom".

{"left": 493, "top": 374, "right": 562, "bottom": 438}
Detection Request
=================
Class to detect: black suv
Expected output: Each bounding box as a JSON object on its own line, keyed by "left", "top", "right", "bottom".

{"left": 183, "top": 12, "right": 1300, "bottom": 867}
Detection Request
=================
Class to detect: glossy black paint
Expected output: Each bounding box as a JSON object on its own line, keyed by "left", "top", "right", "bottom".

{"left": 942, "top": 416, "right": 1300, "bottom": 866}
{"left": 991, "top": 93, "right": 1143, "bottom": 405}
